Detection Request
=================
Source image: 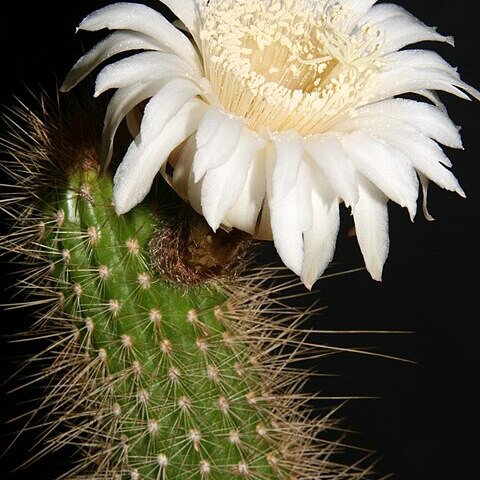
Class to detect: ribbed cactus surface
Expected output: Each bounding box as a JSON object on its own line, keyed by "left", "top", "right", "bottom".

{"left": 44, "top": 166, "right": 285, "bottom": 479}
{"left": 0, "top": 95, "right": 376, "bottom": 480}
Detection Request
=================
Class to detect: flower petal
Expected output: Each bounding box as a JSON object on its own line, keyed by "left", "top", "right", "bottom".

{"left": 137, "top": 78, "right": 201, "bottom": 145}
{"left": 353, "top": 176, "right": 389, "bottom": 281}
{"left": 223, "top": 154, "right": 267, "bottom": 235}
{"left": 60, "top": 31, "right": 161, "bottom": 92}
{"left": 267, "top": 153, "right": 312, "bottom": 276}
{"left": 270, "top": 131, "right": 304, "bottom": 202}
{"left": 192, "top": 108, "right": 246, "bottom": 182}
{"left": 373, "top": 50, "right": 480, "bottom": 102}
{"left": 343, "top": 0, "right": 378, "bottom": 30}
{"left": 341, "top": 132, "right": 419, "bottom": 220}
{"left": 301, "top": 168, "right": 340, "bottom": 289}
{"left": 375, "top": 8, "right": 454, "bottom": 53}
{"left": 169, "top": 134, "right": 197, "bottom": 201}
{"left": 201, "top": 129, "right": 266, "bottom": 231}
{"left": 94, "top": 51, "right": 198, "bottom": 97}
{"left": 79, "top": 2, "right": 201, "bottom": 72}
{"left": 370, "top": 126, "right": 465, "bottom": 197}
{"left": 352, "top": 98, "right": 462, "bottom": 149}
{"left": 113, "top": 99, "right": 207, "bottom": 214}
{"left": 101, "top": 80, "right": 166, "bottom": 170}
{"left": 158, "top": 0, "right": 202, "bottom": 45}
{"left": 304, "top": 134, "right": 359, "bottom": 208}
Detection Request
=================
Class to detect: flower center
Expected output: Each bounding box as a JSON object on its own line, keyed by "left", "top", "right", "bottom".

{"left": 201, "top": 0, "right": 383, "bottom": 135}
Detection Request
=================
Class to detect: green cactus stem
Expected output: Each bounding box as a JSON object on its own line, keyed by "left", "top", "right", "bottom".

{"left": 0, "top": 93, "right": 376, "bottom": 479}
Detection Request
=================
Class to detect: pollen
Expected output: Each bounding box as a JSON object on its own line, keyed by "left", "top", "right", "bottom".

{"left": 201, "top": 0, "right": 382, "bottom": 135}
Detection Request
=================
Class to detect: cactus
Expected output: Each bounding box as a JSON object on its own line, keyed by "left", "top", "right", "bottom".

{"left": 0, "top": 94, "right": 376, "bottom": 479}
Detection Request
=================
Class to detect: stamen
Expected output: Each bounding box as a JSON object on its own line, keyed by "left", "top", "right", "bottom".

{"left": 200, "top": 0, "right": 382, "bottom": 135}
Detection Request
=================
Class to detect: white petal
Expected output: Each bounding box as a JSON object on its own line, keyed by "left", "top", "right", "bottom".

{"left": 113, "top": 99, "right": 207, "bottom": 214}
{"left": 353, "top": 176, "right": 389, "bottom": 281}
{"left": 301, "top": 168, "right": 340, "bottom": 289}
{"left": 418, "top": 173, "right": 435, "bottom": 221}
{"left": 270, "top": 131, "right": 304, "bottom": 202}
{"left": 376, "top": 10, "right": 453, "bottom": 53}
{"left": 373, "top": 50, "right": 480, "bottom": 102}
{"left": 267, "top": 154, "right": 312, "bottom": 276}
{"left": 343, "top": 0, "right": 378, "bottom": 31}
{"left": 201, "top": 129, "right": 266, "bottom": 231}
{"left": 192, "top": 108, "right": 246, "bottom": 182}
{"left": 61, "top": 31, "right": 160, "bottom": 92}
{"left": 95, "top": 51, "right": 198, "bottom": 97}
{"left": 352, "top": 98, "right": 462, "bottom": 148}
{"left": 169, "top": 134, "right": 197, "bottom": 201}
{"left": 341, "top": 132, "right": 418, "bottom": 219}
{"left": 335, "top": 114, "right": 455, "bottom": 168}
{"left": 79, "top": 2, "right": 201, "bottom": 72}
{"left": 101, "top": 80, "right": 166, "bottom": 170}
{"left": 370, "top": 127, "right": 465, "bottom": 197}
{"left": 158, "top": 0, "right": 202, "bottom": 45}
{"left": 223, "top": 154, "right": 267, "bottom": 235}
{"left": 137, "top": 78, "right": 201, "bottom": 145}
{"left": 304, "top": 134, "right": 359, "bottom": 208}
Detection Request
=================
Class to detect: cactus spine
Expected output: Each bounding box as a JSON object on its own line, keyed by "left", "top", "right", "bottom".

{"left": 0, "top": 95, "right": 375, "bottom": 479}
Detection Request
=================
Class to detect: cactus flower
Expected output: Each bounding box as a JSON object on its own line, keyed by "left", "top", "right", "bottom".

{"left": 62, "top": 0, "right": 479, "bottom": 287}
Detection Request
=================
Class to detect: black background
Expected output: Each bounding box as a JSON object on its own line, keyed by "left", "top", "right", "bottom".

{"left": 0, "top": 1, "right": 478, "bottom": 479}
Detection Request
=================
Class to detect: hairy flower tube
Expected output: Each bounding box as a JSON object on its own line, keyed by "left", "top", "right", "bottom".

{"left": 62, "top": 0, "right": 479, "bottom": 288}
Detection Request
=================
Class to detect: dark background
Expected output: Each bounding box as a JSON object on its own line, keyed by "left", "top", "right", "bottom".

{"left": 0, "top": 1, "right": 478, "bottom": 479}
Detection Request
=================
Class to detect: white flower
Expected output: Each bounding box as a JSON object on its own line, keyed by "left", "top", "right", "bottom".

{"left": 62, "top": 0, "right": 479, "bottom": 288}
